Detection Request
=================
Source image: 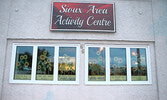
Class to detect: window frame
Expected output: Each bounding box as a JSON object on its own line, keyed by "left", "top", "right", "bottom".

{"left": 9, "top": 43, "right": 80, "bottom": 84}
{"left": 85, "top": 44, "right": 152, "bottom": 85}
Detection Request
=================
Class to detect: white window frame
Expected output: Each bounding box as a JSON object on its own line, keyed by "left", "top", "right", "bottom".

{"left": 9, "top": 43, "right": 80, "bottom": 84}
{"left": 85, "top": 44, "right": 152, "bottom": 85}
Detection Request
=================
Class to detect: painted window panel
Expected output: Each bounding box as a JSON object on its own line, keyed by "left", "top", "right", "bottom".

{"left": 88, "top": 47, "right": 106, "bottom": 81}
{"left": 58, "top": 47, "right": 76, "bottom": 81}
{"left": 131, "top": 48, "right": 148, "bottom": 81}
{"left": 14, "top": 46, "right": 33, "bottom": 80}
{"left": 11, "top": 44, "right": 151, "bottom": 84}
{"left": 110, "top": 48, "right": 127, "bottom": 81}
{"left": 36, "top": 47, "right": 54, "bottom": 80}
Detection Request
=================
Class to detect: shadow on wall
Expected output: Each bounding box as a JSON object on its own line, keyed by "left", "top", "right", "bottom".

{"left": 154, "top": 1, "right": 167, "bottom": 38}
{"left": 43, "top": 91, "right": 55, "bottom": 100}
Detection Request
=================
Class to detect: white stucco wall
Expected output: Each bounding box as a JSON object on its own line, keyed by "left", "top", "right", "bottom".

{"left": 0, "top": 0, "right": 167, "bottom": 100}
{"left": 0, "top": 0, "right": 10, "bottom": 99}
{"left": 3, "top": 40, "right": 157, "bottom": 100}
{"left": 152, "top": 0, "right": 167, "bottom": 100}
{"left": 7, "top": 0, "right": 154, "bottom": 41}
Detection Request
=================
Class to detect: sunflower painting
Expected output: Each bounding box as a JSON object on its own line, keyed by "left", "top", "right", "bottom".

{"left": 36, "top": 47, "right": 54, "bottom": 80}
{"left": 14, "top": 46, "right": 33, "bottom": 80}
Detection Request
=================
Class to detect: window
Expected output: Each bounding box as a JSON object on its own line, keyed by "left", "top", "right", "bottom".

{"left": 58, "top": 47, "right": 76, "bottom": 81}
{"left": 88, "top": 47, "right": 106, "bottom": 81}
{"left": 10, "top": 43, "right": 151, "bottom": 85}
{"left": 85, "top": 45, "right": 151, "bottom": 84}
{"left": 110, "top": 48, "right": 127, "bottom": 81}
{"left": 14, "top": 46, "right": 33, "bottom": 80}
{"left": 10, "top": 44, "right": 80, "bottom": 84}
{"left": 130, "top": 48, "right": 148, "bottom": 81}
{"left": 36, "top": 46, "right": 54, "bottom": 80}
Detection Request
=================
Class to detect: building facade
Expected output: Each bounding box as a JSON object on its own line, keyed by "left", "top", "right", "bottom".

{"left": 0, "top": 0, "right": 167, "bottom": 100}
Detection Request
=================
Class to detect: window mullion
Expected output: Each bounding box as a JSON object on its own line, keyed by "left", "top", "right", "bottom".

{"left": 54, "top": 46, "right": 59, "bottom": 82}
{"left": 106, "top": 47, "right": 110, "bottom": 83}
{"left": 10, "top": 45, "right": 17, "bottom": 82}
{"left": 76, "top": 45, "right": 80, "bottom": 84}
{"left": 85, "top": 46, "right": 88, "bottom": 84}
{"left": 126, "top": 47, "right": 131, "bottom": 83}
{"left": 146, "top": 47, "right": 152, "bottom": 83}
{"left": 31, "top": 46, "right": 38, "bottom": 81}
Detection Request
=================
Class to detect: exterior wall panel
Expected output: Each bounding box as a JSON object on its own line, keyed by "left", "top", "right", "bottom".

{"left": 7, "top": 0, "right": 154, "bottom": 41}
{"left": 2, "top": 40, "right": 158, "bottom": 100}
{"left": 0, "top": 0, "right": 11, "bottom": 99}
{"left": 153, "top": 0, "right": 167, "bottom": 100}
{"left": 0, "top": 0, "right": 167, "bottom": 100}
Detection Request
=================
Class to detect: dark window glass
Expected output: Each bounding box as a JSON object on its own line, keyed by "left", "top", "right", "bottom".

{"left": 88, "top": 47, "right": 106, "bottom": 81}
{"left": 14, "top": 46, "right": 33, "bottom": 80}
{"left": 36, "top": 47, "right": 54, "bottom": 80}
{"left": 110, "top": 48, "right": 127, "bottom": 81}
{"left": 131, "top": 48, "right": 147, "bottom": 81}
{"left": 58, "top": 47, "right": 76, "bottom": 81}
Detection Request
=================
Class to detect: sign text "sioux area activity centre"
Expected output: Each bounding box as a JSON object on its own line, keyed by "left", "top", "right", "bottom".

{"left": 50, "top": 2, "right": 115, "bottom": 32}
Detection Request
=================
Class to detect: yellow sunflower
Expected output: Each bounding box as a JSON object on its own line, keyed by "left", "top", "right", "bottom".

{"left": 43, "top": 50, "right": 47, "bottom": 55}
{"left": 16, "top": 62, "right": 21, "bottom": 66}
{"left": 24, "top": 62, "right": 29, "bottom": 67}
{"left": 40, "top": 55, "right": 45, "bottom": 60}
{"left": 24, "top": 55, "right": 28, "bottom": 59}
{"left": 20, "top": 56, "right": 24, "bottom": 60}
{"left": 38, "top": 65, "right": 41, "bottom": 70}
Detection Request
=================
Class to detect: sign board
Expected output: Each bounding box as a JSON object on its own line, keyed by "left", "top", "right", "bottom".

{"left": 50, "top": 2, "right": 115, "bottom": 32}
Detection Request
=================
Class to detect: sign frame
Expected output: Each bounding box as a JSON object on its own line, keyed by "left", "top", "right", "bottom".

{"left": 50, "top": 2, "right": 116, "bottom": 33}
